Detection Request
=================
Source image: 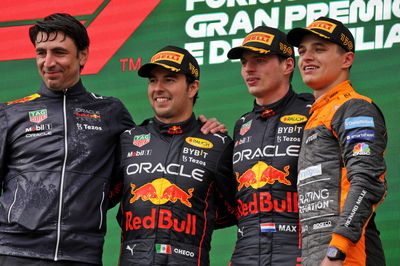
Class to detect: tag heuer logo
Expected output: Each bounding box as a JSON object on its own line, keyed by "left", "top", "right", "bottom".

{"left": 240, "top": 120, "right": 252, "bottom": 135}
{"left": 133, "top": 133, "right": 151, "bottom": 147}
{"left": 29, "top": 109, "right": 48, "bottom": 123}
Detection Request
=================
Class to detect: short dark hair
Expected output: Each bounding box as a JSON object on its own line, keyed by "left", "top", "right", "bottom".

{"left": 186, "top": 74, "right": 199, "bottom": 106}
{"left": 29, "top": 13, "right": 89, "bottom": 52}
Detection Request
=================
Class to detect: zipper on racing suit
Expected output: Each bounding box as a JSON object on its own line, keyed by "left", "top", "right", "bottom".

{"left": 99, "top": 186, "right": 105, "bottom": 230}
{"left": 7, "top": 182, "right": 19, "bottom": 223}
{"left": 54, "top": 90, "right": 69, "bottom": 261}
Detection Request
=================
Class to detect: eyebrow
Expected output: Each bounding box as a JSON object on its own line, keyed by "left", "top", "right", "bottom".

{"left": 299, "top": 41, "right": 327, "bottom": 49}
{"left": 35, "top": 46, "right": 69, "bottom": 54}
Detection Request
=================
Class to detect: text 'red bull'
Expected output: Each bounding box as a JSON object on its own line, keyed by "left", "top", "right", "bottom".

{"left": 238, "top": 192, "right": 298, "bottom": 217}
{"left": 125, "top": 208, "right": 196, "bottom": 235}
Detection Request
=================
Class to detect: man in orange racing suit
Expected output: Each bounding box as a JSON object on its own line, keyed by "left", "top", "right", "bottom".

{"left": 287, "top": 17, "right": 387, "bottom": 265}
{"left": 227, "top": 26, "right": 314, "bottom": 265}
{"left": 117, "top": 46, "right": 237, "bottom": 266}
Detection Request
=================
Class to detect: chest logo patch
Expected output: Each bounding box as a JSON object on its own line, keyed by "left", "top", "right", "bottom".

{"left": 29, "top": 109, "right": 48, "bottom": 123}
{"left": 280, "top": 114, "right": 307, "bottom": 124}
{"left": 130, "top": 178, "right": 194, "bottom": 207}
{"left": 186, "top": 137, "right": 213, "bottom": 149}
{"left": 133, "top": 133, "right": 151, "bottom": 147}
{"left": 239, "top": 120, "right": 252, "bottom": 135}
{"left": 236, "top": 161, "right": 291, "bottom": 191}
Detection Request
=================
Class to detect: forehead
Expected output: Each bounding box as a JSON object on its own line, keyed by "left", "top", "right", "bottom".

{"left": 34, "top": 31, "right": 75, "bottom": 48}
{"left": 299, "top": 34, "right": 335, "bottom": 47}
{"left": 149, "top": 66, "right": 184, "bottom": 78}
{"left": 241, "top": 50, "right": 274, "bottom": 60}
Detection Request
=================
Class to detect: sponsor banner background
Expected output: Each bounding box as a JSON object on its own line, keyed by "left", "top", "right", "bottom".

{"left": 0, "top": 0, "right": 399, "bottom": 265}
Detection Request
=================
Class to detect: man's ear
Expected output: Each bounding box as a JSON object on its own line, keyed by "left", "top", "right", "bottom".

{"left": 188, "top": 80, "right": 200, "bottom": 98}
{"left": 283, "top": 57, "right": 295, "bottom": 76}
{"left": 79, "top": 47, "right": 89, "bottom": 67}
{"left": 342, "top": 52, "right": 354, "bottom": 69}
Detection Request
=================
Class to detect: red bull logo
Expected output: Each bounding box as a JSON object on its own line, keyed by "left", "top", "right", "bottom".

{"left": 130, "top": 178, "right": 194, "bottom": 207}
{"left": 168, "top": 126, "right": 183, "bottom": 135}
{"left": 236, "top": 161, "right": 291, "bottom": 191}
{"left": 261, "top": 109, "right": 275, "bottom": 118}
{"left": 125, "top": 208, "right": 196, "bottom": 235}
{"left": 75, "top": 112, "right": 101, "bottom": 119}
{"left": 238, "top": 191, "right": 298, "bottom": 217}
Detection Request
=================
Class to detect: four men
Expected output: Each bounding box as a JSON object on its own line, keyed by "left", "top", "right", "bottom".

{"left": 288, "top": 17, "right": 387, "bottom": 266}
{"left": 117, "top": 46, "right": 237, "bottom": 265}
{"left": 227, "top": 26, "right": 313, "bottom": 265}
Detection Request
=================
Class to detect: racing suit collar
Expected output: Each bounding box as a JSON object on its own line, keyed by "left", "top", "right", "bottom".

{"left": 310, "top": 80, "right": 352, "bottom": 114}
{"left": 37, "top": 79, "right": 87, "bottom": 98}
{"left": 152, "top": 113, "right": 197, "bottom": 135}
{"left": 253, "top": 86, "right": 295, "bottom": 118}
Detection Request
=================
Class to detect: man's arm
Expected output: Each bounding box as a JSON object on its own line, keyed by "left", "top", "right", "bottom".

{"left": 0, "top": 106, "right": 8, "bottom": 191}
{"left": 108, "top": 102, "right": 135, "bottom": 208}
{"left": 212, "top": 137, "right": 238, "bottom": 229}
{"left": 329, "top": 99, "right": 387, "bottom": 255}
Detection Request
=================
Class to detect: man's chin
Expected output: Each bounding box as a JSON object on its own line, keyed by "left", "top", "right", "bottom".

{"left": 45, "top": 81, "right": 64, "bottom": 91}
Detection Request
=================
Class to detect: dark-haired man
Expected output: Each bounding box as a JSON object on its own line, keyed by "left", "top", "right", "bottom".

{"left": 117, "top": 45, "right": 237, "bottom": 266}
{"left": 227, "top": 26, "right": 314, "bottom": 265}
{"left": 288, "top": 17, "right": 387, "bottom": 266}
{"left": 0, "top": 13, "right": 134, "bottom": 266}
{"left": 0, "top": 13, "right": 223, "bottom": 266}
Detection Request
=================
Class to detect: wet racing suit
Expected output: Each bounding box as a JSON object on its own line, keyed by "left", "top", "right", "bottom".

{"left": 0, "top": 81, "right": 134, "bottom": 264}
{"left": 118, "top": 114, "right": 237, "bottom": 266}
{"left": 297, "top": 81, "right": 387, "bottom": 265}
{"left": 230, "top": 88, "right": 314, "bottom": 266}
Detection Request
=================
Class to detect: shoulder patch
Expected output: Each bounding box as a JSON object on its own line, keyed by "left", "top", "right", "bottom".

{"left": 7, "top": 94, "right": 41, "bottom": 105}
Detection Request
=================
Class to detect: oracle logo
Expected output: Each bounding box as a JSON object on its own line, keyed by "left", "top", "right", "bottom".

{"left": 0, "top": 0, "right": 161, "bottom": 74}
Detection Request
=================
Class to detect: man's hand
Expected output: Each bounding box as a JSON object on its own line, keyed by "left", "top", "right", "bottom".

{"left": 320, "top": 256, "right": 343, "bottom": 266}
{"left": 198, "top": 114, "right": 228, "bottom": 134}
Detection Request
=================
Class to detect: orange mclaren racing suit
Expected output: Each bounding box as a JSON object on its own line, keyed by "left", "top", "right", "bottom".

{"left": 297, "top": 81, "right": 387, "bottom": 265}
{"left": 230, "top": 88, "right": 314, "bottom": 266}
{"left": 118, "top": 114, "right": 237, "bottom": 266}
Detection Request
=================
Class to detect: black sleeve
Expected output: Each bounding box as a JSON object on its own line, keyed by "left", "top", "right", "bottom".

{"left": 108, "top": 101, "right": 135, "bottom": 209}
{"left": 213, "top": 139, "right": 238, "bottom": 229}
{"left": 0, "top": 106, "right": 7, "bottom": 192}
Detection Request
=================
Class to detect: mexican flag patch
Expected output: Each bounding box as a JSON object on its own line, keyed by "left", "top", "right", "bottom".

{"left": 156, "top": 244, "right": 172, "bottom": 254}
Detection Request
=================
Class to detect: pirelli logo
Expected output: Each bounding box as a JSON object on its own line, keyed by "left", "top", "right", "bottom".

{"left": 243, "top": 32, "right": 274, "bottom": 46}
{"left": 307, "top": 20, "right": 337, "bottom": 33}
{"left": 151, "top": 51, "right": 184, "bottom": 64}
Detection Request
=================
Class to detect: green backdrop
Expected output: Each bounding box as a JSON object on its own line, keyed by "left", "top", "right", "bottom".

{"left": 0, "top": 0, "right": 399, "bottom": 265}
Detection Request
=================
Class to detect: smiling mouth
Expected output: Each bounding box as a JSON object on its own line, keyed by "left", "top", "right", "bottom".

{"left": 304, "top": 66, "right": 318, "bottom": 70}
{"left": 155, "top": 97, "right": 170, "bottom": 103}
